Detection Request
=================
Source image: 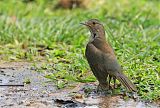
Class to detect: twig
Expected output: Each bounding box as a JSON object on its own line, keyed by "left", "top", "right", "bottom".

{"left": 0, "top": 84, "right": 24, "bottom": 86}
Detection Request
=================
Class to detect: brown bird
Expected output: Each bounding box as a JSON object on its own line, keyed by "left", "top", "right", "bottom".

{"left": 81, "top": 19, "right": 137, "bottom": 92}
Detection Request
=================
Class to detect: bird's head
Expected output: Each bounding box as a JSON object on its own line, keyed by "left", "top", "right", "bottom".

{"left": 81, "top": 19, "right": 106, "bottom": 41}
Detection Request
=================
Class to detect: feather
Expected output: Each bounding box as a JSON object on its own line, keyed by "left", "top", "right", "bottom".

{"left": 115, "top": 72, "right": 137, "bottom": 92}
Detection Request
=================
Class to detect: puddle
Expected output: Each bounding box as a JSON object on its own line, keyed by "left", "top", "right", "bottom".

{"left": 0, "top": 62, "right": 159, "bottom": 108}
{"left": 51, "top": 83, "right": 159, "bottom": 108}
{"left": 0, "top": 62, "right": 56, "bottom": 108}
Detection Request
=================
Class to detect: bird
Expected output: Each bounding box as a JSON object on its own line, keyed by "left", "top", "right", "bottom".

{"left": 81, "top": 19, "right": 137, "bottom": 92}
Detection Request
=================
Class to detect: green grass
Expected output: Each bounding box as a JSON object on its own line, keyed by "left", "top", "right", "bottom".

{"left": 0, "top": 0, "right": 160, "bottom": 101}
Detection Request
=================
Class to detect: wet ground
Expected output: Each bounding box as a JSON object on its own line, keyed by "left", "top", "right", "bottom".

{"left": 0, "top": 62, "right": 159, "bottom": 108}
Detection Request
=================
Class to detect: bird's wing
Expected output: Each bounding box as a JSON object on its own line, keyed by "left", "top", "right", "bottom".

{"left": 85, "top": 43, "right": 108, "bottom": 84}
{"left": 91, "top": 38, "right": 121, "bottom": 73}
{"left": 91, "top": 38, "right": 137, "bottom": 91}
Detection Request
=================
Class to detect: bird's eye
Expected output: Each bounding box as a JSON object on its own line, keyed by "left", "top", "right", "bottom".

{"left": 92, "top": 22, "right": 96, "bottom": 25}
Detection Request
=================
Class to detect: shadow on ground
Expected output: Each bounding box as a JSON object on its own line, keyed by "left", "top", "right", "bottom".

{"left": 0, "top": 62, "right": 159, "bottom": 108}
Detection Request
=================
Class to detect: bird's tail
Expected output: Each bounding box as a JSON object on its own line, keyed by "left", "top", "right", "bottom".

{"left": 116, "top": 72, "right": 137, "bottom": 92}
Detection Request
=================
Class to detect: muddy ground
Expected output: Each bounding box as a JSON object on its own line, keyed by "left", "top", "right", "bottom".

{"left": 0, "top": 62, "right": 159, "bottom": 108}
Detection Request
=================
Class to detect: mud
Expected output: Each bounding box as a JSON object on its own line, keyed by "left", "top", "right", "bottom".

{"left": 0, "top": 62, "right": 159, "bottom": 108}
{"left": 0, "top": 62, "right": 56, "bottom": 108}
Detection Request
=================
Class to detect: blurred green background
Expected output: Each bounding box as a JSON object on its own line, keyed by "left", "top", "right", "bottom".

{"left": 0, "top": 0, "right": 159, "bottom": 100}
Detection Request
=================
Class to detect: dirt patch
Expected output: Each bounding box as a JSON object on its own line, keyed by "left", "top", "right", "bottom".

{"left": 0, "top": 62, "right": 159, "bottom": 108}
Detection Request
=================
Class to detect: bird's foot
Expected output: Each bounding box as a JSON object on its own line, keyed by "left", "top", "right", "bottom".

{"left": 109, "top": 85, "right": 113, "bottom": 90}
{"left": 109, "top": 84, "right": 117, "bottom": 90}
{"left": 97, "top": 83, "right": 112, "bottom": 95}
{"left": 97, "top": 83, "right": 109, "bottom": 91}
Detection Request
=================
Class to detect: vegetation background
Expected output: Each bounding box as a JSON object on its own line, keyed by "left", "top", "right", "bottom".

{"left": 0, "top": 0, "right": 159, "bottom": 101}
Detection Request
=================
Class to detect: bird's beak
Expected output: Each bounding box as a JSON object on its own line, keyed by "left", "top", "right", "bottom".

{"left": 80, "top": 22, "right": 90, "bottom": 27}
{"left": 80, "top": 22, "right": 87, "bottom": 25}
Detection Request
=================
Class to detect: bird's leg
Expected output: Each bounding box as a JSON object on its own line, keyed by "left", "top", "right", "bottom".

{"left": 113, "top": 77, "right": 116, "bottom": 89}
{"left": 97, "top": 83, "right": 109, "bottom": 92}
{"left": 96, "top": 73, "right": 109, "bottom": 92}
{"left": 109, "top": 75, "right": 112, "bottom": 89}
